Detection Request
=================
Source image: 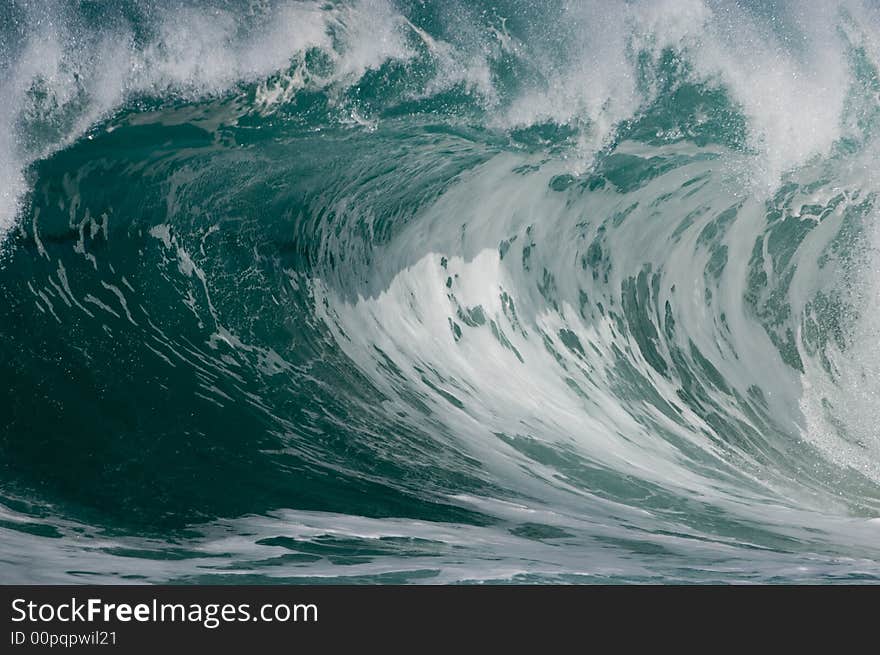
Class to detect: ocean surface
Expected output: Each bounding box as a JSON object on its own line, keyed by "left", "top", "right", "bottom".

{"left": 3, "top": 0, "right": 880, "bottom": 583}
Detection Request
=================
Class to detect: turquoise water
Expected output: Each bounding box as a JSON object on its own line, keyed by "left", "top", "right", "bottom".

{"left": 3, "top": 0, "right": 880, "bottom": 583}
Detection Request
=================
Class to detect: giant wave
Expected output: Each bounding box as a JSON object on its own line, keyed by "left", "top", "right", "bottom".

{"left": 3, "top": 0, "right": 880, "bottom": 583}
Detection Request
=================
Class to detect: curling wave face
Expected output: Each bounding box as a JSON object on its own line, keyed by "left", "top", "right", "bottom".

{"left": 3, "top": 0, "right": 880, "bottom": 583}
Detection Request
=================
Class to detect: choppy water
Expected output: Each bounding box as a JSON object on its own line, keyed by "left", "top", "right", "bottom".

{"left": 3, "top": 0, "right": 880, "bottom": 583}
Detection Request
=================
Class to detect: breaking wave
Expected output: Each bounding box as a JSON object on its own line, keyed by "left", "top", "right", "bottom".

{"left": 3, "top": 0, "right": 880, "bottom": 583}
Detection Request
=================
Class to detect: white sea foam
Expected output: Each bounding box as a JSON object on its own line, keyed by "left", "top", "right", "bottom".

{"left": 5, "top": 0, "right": 880, "bottom": 240}
{"left": 0, "top": 0, "right": 412, "bottom": 239}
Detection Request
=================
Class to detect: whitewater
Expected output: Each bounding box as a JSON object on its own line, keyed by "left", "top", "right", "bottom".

{"left": 2, "top": 0, "right": 880, "bottom": 583}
